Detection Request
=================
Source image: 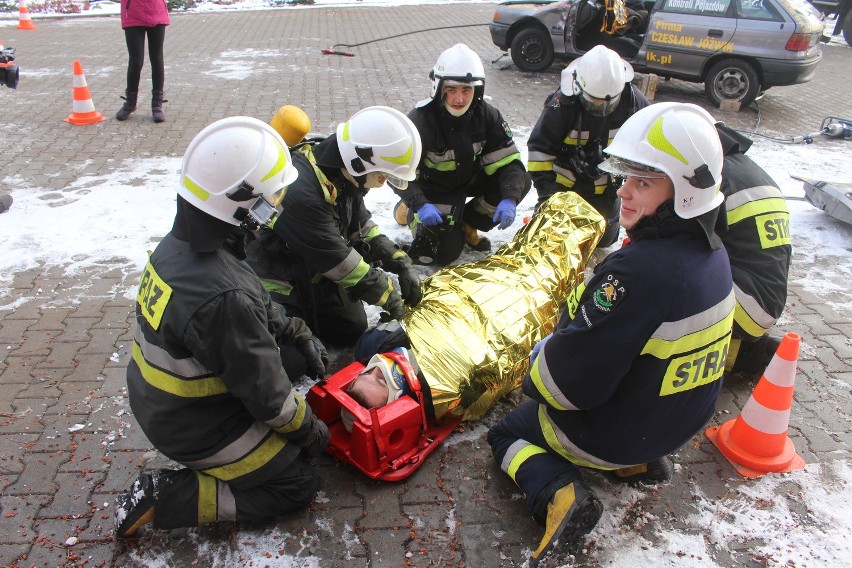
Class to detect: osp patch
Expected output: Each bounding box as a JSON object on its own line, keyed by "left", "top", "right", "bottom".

{"left": 502, "top": 121, "right": 513, "bottom": 138}
{"left": 593, "top": 274, "right": 626, "bottom": 313}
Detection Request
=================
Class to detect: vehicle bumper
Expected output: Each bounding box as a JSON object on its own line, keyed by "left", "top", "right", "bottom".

{"left": 758, "top": 53, "right": 822, "bottom": 87}
{"left": 490, "top": 23, "right": 511, "bottom": 51}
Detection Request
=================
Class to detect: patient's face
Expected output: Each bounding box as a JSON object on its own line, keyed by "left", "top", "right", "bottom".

{"left": 348, "top": 366, "right": 388, "bottom": 409}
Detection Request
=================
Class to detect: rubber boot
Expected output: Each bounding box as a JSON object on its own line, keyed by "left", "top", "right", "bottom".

{"left": 151, "top": 90, "right": 166, "bottom": 123}
{"left": 530, "top": 479, "right": 603, "bottom": 566}
{"left": 115, "top": 90, "right": 138, "bottom": 121}
{"left": 114, "top": 470, "right": 163, "bottom": 537}
{"left": 463, "top": 222, "right": 491, "bottom": 252}
{"left": 609, "top": 456, "right": 673, "bottom": 485}
{"left": 393, "top": 200, "right": 409, "bottom": 226}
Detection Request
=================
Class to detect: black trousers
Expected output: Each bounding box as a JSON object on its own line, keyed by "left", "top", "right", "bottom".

{"left": 124, "top": 24, "right": 166, "bottom": 93}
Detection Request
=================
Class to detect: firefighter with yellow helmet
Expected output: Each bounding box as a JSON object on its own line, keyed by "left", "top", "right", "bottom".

{"left": 488, "top": 103, "right": 734, "bottom": 566}
{"left": 115, "top": 117, "right": 330, "bottom": 537}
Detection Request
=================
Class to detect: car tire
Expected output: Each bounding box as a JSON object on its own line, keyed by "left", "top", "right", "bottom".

{"left": 704, "top": 58, "right": 761, "bottom": 108}
{"left": 510, "top": 27, "right": 555, "bottom": 72}
{"left": 843, "top": 10, "right": 852, "bottom": 47}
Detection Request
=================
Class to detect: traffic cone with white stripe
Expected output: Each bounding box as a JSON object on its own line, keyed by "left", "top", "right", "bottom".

{"left": 706, "top": 332, "right": 805, "bottom": 478}
{"left": 65, "top": 60, "right": 105, "bottom": 126}
{"left": 16, "top": 0, "right": 37, "bottom": 31}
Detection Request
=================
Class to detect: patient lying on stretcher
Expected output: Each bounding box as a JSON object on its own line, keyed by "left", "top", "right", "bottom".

{"left": 340, "top": 347, "right": 418, "bottom": 432}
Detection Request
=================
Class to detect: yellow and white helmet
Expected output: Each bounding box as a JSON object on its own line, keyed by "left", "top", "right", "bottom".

{"left": 336, "top": 106, "right": 422, "bottom": 189}
{"left": 601, "top": 103, "right": 723, "bottom": 219}
{"left": 178, "top": 116, "right": 298, "bottom": 227}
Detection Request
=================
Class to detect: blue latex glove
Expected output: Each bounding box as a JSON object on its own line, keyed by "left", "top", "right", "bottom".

{"left": 493, "top": 198, "right": 517, "bottom": 230}
{"left": 417, "top": 203, "right": 444, "bottom": 227}
{"left": 530, "top": 333, "right": 552, "bottom": 365}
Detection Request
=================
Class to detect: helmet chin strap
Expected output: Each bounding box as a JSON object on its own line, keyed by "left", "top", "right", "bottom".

{"left": 443, "top": 98, "right": 472, "bottom": 117}
{"left": 341, "top": 168, "right": 369, "bottom": 191}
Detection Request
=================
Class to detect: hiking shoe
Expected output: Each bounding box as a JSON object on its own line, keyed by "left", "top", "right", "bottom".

{"left": 530, "top": 480, "right": 603, "bottom": 567}
{"left": 114, "top": 471, "right": 160, "bottom": 538}
{"left": 393, "top": 200, "right": 409, "bottom": 226}
{"left": 609, "top": 457, "right": 672, "bottom": 485}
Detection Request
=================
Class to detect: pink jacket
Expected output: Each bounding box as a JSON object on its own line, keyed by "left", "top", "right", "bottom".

{"left": 121, "top": 0, "right": 170, "bottom": 29}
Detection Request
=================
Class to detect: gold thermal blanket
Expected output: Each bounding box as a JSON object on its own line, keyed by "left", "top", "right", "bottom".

{"left": 404, "top": 192, "right": 605, "bottom": 422}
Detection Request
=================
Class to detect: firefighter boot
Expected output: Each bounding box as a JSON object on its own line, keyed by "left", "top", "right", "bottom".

{"left": 609, "top": 457, "right": 673, "bottom": 485}
{"left": 531, "top": 479, "right": 603, "bottom": 566}
{"left": 115, "top": 90, "right": 137, "bottom": 121}
{"left": 151, "top": 90, "right": 166, "bottom": 123}
{"left": 393, "top": 200, "right": 409, "bottom": 226}
{"left": 463, "top": 222, "right": 491, "bottom": 252}
{"left": 114, "top": 469, "right": 165, "bottom": 537}
{"left": 728, "top": 334, "right": 782, "bottom": 380}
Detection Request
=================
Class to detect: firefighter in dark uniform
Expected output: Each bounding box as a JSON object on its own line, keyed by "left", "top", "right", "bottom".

{"left": 527, "top": 45, "right": 648, "bottom": 247}
{"left": 715, "top": 122, "right": 791, "bottom": 378}
{"left": 114, "top": 117, "right": 331, "bottom": 537}
{"left": 245, "top": 106, "right": 423, "bottom": 347}
{"left": 488, "top": 103, "right": 734, "bottom": 566}
{"left": 392, "top": 43, "right": 531, "bottom": 266}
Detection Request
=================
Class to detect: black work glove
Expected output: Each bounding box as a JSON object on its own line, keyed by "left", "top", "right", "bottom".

{"left": 300, "top": 415, "right": 330, "bottom": 458}
{"left": 278, "top": 316, "right": 329, "bottom": 378}
{"left": 383, "top": 283, "right": 406, "bottom": 321}
{"left": 396, "top": 264, "right": 423, "bottom": 307}
{"left": 352, "top": 267, "right": 406, "bottom": 321}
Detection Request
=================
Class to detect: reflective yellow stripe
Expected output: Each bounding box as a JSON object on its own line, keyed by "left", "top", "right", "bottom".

{"left": 483, "top": 152, "right": 521, "bottom": 175}
{"left": 554, "top": 173, "right": 575, "bottom": 189}
{"left": 727, "top": 197, "right": 788, "bottom": 225}
{"left": 196, "top": 472, "right": 218, "bottom": 525}
{"left": 538, "top": 406, "right": 613, "bottom": 469}
{"left": 733, "top": 302, "right": 768, "bottom": 339}
{"left": 183, "top": 176, "right": 210, "bottom": 201}
{"left": 506, "top": 444, "right": 546, "bottom": 483}
{"left": 642, "top": 293, "right": 735, "bottom": 359}
{"left": 425, "top": 157, "right": 456, "bottom": 172}
{"left": 272, "top": 395, "right": 308, "bottom": 434}
{"left": 529, "top": 357, "right": 571, "bottom": 411}
{"left": 381, "top": 143, "right": 413, "bottom": 166}
{"left": 565, "top": 282, "right": 586, "bottom": 320}
{"left": 260, "top": 143, "right": 289, "bottom": 182}
{"left": 659, "top": 334, "right": 729, "bottom": 396}
{"left": 132, "top": 341, "right": 227, "bottom": 397}
{"left": 362, "top": 225, "right": 382, "bottom": 242}
{"left": 648, "top": 117, "right": 688, "bottom": 164}
{"left": 260, "top": 278, "right": 293, "bottom": 297}
{"left": 202, "top": 433, "right": 288, "bottom": 482}
{"left": 137, "top": 260, "right": 173, "bottom": 331}
{"left": 339, "top": 259, "right": 371, "bottom": 289}
{"left": 527, "top": 161, "right": 553, "bottom": 172}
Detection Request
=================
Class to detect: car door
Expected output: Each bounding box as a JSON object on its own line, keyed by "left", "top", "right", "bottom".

{"left": 642, "top": 0, "right": 738, "bottom": 79}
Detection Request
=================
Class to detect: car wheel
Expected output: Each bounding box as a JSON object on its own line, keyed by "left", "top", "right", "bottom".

{"left": 510, "top": 27, "right": 555, "bottom": 72}
{"left": 704, "top": 58, "right": 761, "bottom": 108}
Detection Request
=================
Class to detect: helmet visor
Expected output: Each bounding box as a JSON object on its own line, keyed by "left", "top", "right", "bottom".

{"left": 387, "top": 175, "right": 409, "bottom": 191}
{"left": 599, "top": 156, "right": 669, "bottom": 179}
{"left": 576, "top": 80, "right": 621, "bottom": 117}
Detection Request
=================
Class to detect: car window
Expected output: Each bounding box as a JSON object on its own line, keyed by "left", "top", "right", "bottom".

{"left": 660, "top": 0, "right": 734, "bottom": 16}
{"left": 736, "top": 0, "right": 784, "bottom": 20}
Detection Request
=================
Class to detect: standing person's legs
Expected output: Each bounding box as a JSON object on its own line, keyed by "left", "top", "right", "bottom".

{"left": 147, "top": 25, "right": 167, "bottom": 122}
{"left": 116, "top": 27, "right": 146, "bottom": 120}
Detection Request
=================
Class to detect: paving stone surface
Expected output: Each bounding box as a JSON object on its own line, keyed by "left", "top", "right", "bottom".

{"left": 0, "top": 4, "right": 850, "bottom": 567}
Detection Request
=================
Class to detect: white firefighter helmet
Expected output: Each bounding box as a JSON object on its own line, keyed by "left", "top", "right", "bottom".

{"left": 562, "top": 45, "right": 634, "bottom": 116}
{"left": 600, "top": 102, "right": 724, "bottom": 219}
{"left": 178, "top": 116, "right": 298, "bottom": 226}
{"left": 336, "top": 106, "right": 422, "bottom": 189}
{"left": 429, "top": 43, "right": 485, "bottom": 100}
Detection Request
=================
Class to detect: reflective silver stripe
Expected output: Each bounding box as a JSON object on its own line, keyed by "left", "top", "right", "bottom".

{"left": 527, "top": 150, "right": 556, "bottom": 163}
{"left": 540, "top": 407, "right": 629, "bottom": 468}
{"left": 535, "top": 354, "right": 579, "bottom": 410}
{"left": 563, "top": 129, "right": 590, "bottom": 144}
{"left": 472, "top": 141, "right": 484, "bottom": 155}
{"left": 182, "top": 421, "right": 271, "bottom": 469}
{"left": 322, "top": 248, "right": 363, "bottom": 282}
{"left": 134, "top": 325, "right": 209, "bottom": 378}
{"left": 426, "top": 149, "right": 455, "bottom": 164}
{"left": 500, "top": 439, "right": 531, "bottom": 473}
{"left": 266, "top": 391, "right": 302, "bottom": 429}
{"left": 734, "top": 283, "right": 777, "bottom": 329}
{"left": 552, "top": 165, "right": 577, "bottom": 181}
{"left": 725, "top": 185, "right": 783, "bottom": 210}
{"left": 217, "top": 482, "right": 237, "bottom": 522}
{"left": 481, "top": 144, "right": 519, "bottom": 166}
{"left": 649, "top": 291, "right": 735, "bottom": 342}
{"left": 606, "top": 127, "right": 618, "bottom": 144}
{"left": 351, "top": 219, "right": 378, "bottom": 241}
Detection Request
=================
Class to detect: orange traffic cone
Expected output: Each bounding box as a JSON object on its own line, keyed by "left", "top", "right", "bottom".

{"left": 706, "top": 332, "right": 805, "bottom": 478}
{"left": 65, "top": 60, "right": 105, "bottom": 126}
{"left": 16, "top": 0, "right": 37, "bottom": 31}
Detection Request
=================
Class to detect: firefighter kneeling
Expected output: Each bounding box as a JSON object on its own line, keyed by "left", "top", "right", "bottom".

{"left": 114, "top": 117, "right": 330, "bottom": 538}
{"left": 488, "top": 103, "right": 734, "bottom": 566}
